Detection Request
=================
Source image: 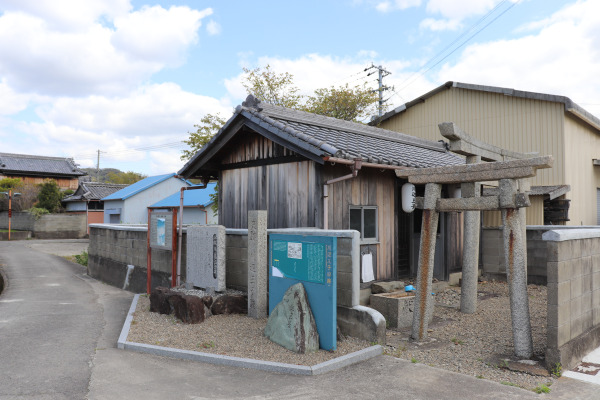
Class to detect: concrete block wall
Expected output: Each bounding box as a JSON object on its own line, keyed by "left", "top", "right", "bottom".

{"left": 88, "top": 224, "right": 361, "bottom": 308}
{"left": 544, "top": 229, "right": 600, "bottom": 370}
{"left": 224, "top": 229, "right": 360, "bottom": 308}
{"left": 482, "top": 226, "right": 600, "bottom": 284}
{"left": 0, "top": 211, "right": 86, "bottom": 239}
{"left": 88, "top": 224, "right": 187, "bottom": 293}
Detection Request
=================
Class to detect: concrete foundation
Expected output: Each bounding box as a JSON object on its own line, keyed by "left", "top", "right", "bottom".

{"left": 370, "top": 292, "right": 434, "bottom": 329}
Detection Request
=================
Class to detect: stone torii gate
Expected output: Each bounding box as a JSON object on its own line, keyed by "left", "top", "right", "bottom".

{"left": 398, "top": 123, "right": 553, "bottom": 358}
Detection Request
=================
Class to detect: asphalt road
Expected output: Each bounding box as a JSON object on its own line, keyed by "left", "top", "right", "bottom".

{"left": 1, "top": 239, "right": 599, "bottom": 399}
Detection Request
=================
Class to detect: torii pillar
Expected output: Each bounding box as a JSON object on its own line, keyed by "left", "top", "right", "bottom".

{"left": 399, "top": 155, "right": 553, "bottom": 358}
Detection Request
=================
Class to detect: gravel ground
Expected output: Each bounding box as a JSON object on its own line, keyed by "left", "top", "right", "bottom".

{"left": 128, "top": 280, "right": 555, "bottom": 391}
{"left": 385, "top": 280, "right": 555, "bottom": 392}
{"left": 128, "top": 295, "right": 372, "bottom": 366}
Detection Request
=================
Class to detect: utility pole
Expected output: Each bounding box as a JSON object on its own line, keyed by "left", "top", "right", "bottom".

{"left": 365, "top": 63, "right": 393, "bottom": 117}
{"left": 96, "top": 149, "right": 100, "bottom": 182}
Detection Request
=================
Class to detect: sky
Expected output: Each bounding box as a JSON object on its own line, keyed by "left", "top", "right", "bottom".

{"left": 0, "top": 0, "right": 599, "bottom": 176}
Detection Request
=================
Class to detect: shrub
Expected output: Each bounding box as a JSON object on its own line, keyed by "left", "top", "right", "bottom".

{"left": 74, "top": 251, "right": 88, "bottom": 267}
{"left": 36, "top": 180, "right": 62, "bottom": 213}
{"left": 27, "top": 207, "right": 50, "bottom": 220}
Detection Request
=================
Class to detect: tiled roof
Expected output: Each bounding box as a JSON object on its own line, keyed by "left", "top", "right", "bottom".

{"left": 178, "top": 96, "right": 462, "bottom": 177}
{"left": 102, "top": 173, "right": 189, "bottom": 201}
{"left": 150, "top": 183, "right": 217, "bottom": 208}
{"left": 63, "top": 182, "right": 128, "bottom": 202}
{"left": 0, "top": 152, "right": 86, "bottom": 177}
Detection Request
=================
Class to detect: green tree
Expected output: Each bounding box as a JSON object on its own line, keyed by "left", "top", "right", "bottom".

{"left": 303, "top": 82, "right": 379, "bottom": 122}
{"left": 0, "top": 177, "right": 23, "bottom": 191}
{"left": 183, "top": 65, "right": 382, "bottom": 215}
{"left": 181, "top": 113, "right": 226, "bottom": 161}
{"left": 36, "top": 180, "right": 62, "bottom": 213}
{"left": 107, "top": 171, "right": 147, "bottom": 185}
{"left": 242, "top": 64, "right": 302, "bottom": 108}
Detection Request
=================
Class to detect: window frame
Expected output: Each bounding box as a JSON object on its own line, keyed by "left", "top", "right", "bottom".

{"left": 349, "top": 205, "right": 378, "bottom": 244}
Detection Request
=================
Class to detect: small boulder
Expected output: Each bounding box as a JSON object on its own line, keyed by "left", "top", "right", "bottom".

{"left": 264, "top": 283, "right": 319, "bottom": 354}
{"left": 171, "top": 295, "right": 212, "bottom": 324}
{"left": 211, "top": 294, "right": 248, "bottom": 315}
{"left": 371, "top": 281, "right": 405, "bottom": 294}
{"left": 150, "top": 287, "right": 176, "bottom": 314}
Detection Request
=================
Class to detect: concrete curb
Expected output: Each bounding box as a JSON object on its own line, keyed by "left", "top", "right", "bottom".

{"left": 117, "top": 294, "right": 383, "bottom": 375}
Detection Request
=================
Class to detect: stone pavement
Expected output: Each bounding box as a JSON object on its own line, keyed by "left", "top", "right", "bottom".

{"left": 1, "top": 239, "right": 600, "bottom": 399}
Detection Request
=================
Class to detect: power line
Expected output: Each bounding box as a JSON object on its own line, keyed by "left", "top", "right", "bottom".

{"left": 393, "top": 0, "right": 519, "bottom": 97}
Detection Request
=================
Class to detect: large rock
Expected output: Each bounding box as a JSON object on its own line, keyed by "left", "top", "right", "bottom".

{"left": 211, "top": 294, "right": 247, "bottom": 315}
{"left": 371, "top": 281, "right": 405, "bottom": 294}
{"left": 170, "top": 295, "right": 213, "bottom": 324}
{"left": 150, "top": 287, "right": 177, "bottom": 314}
{"left": 149, "top": 287, "right": 213, "bottom": 324}
{"left": 264, "top": 283, "right": 319, "bottom": 354}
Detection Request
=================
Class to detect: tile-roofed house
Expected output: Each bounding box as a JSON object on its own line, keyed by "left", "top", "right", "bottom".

{"left": 0, "top": 152, "right": 86, "bottom": 190}
{"left": 179, "top": 95, "right": 464, "bottom": 281}
{"left": 63, "top": 182, "right": 128, "bottom": 232}
{"left": 102, "top": 173, "right": 192, "bottom": 224}
{"left": 149, "top": 182, "right": 217, "bottom": 225}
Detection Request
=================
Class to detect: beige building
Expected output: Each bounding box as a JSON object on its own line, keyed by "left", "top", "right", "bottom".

{"left": 372, "top": 81, "right": 600, "bottom": 226}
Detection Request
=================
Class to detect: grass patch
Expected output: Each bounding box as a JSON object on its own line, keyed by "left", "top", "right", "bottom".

{"left": 535, "top": 384, "right": 550, "bottom": 394}
{"left": 411, "top": 357, "right": 418, "bottom": 363}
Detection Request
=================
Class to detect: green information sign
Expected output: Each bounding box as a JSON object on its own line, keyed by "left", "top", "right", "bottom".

{"left": 269, "top": 234, "right": 337, "bottom": 350}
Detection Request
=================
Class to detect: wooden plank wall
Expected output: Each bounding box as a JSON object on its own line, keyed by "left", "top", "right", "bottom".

{"left": 0, "top": 175, "right": 79, "bottom": 190}
{"left": 220, "top": 161, "right": 322, "bottom": 229}
{"left": 322, "top": 165, "right": 396, "bottom": 280}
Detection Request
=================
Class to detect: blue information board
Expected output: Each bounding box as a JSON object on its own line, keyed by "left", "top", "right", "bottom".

{"left": 269, "top": 234, "right": 337, "bottom": 351}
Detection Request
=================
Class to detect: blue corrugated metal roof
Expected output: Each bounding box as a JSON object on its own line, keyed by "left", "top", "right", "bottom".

{"left": 150, "top": 183, "right": 216, "bottom": 208}
{"left": 102, "top": 173, "right": 182, "bottom": 201}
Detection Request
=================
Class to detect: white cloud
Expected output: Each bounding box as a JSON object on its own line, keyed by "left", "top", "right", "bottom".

{"left": 224, "top": 53, "right": 430, "bottom": 115}
{"left": 437, "top": 0, "right": 600, "bottom": 117}
{"left": 425, "top": 0, "right": 502, "bottom": 21}
{"left": 419, "top": 17, "right": 461, "bottom": 31}
{"left": 0, "top": 79, "right": 29, "bottom": 115}
{"left": 206, "top": 20, "right": 221, "bottom": 36}
{"left": 4, "top": 83, "right": 232, "bottom": 174}
{"left": 0, "top": 4, "right": 212, "bottom": 97}
{"left": 375, "top": 0, "right": 422, "bottom": 12}
{"left": 112, "top": 6, "right": 211, "bottom": 66}
{"left": 0, "top": 0, "right": 132, "bottom": 31}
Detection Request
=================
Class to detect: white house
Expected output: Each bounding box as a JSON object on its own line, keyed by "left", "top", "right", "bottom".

{"left": 102, "top": 173, "right": 191, "bottom": 224}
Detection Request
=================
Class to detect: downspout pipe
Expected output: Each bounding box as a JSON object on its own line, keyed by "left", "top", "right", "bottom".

{"left": 175, "top": 178, "right": 209, "bottom": 286}
{"left": 323, "top": 158, "right": 362, "bottom": 230}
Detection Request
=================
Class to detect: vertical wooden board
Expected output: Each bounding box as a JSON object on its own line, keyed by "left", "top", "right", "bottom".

{"left": 351, "top": 176, "right": 360, "bottom": 205}
{"left": 333, "top": 175, "right": 344, "bottom": 230}
{"left": 341, "top": 178, "right": 351, "bottom": 229}
{"left": 246, "top": 167, "right": 257, "bottom": 220}
{"left": 306, "top": 162, "right": 314, "bottom": 227}
{"left": 361, "top": 175, "right": 369, "bottom": 205}
{"left": 267, "top": 164, "right": 278, "bottom": 228}
{"left": 296, "top": 161, "right": 308, "bottom": 226}
{"left": 260, "top": 165, "right": 267, "bottom": 210}
{"left": 314, "top": 163, "right": 323, "bottom": 228}
{"left": 378, "top": 175, "right": 387, "bottom": 279}
{"left": 368, "top": 172, "right": 378, "bottom": 206}
{"left": 286, "top": 163, "right": 299, "bottom": 227}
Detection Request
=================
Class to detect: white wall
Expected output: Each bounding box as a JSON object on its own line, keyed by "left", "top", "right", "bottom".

{"left": 122, "top": 178, "right": 189, "bottom": 224}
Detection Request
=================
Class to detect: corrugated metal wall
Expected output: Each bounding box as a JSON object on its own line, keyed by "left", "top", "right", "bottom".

{"left": 379, "top": 87, "right": 569, "bottom": 225}
{"left": 379, "top": 87, "right": 566, "bottom": 188}
{"left": 564, "top": 115, "right": 600, "bottom": 225}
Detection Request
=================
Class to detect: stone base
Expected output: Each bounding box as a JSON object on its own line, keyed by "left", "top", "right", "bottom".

{"left": 547, "top": 324, "right": 600, "bottom": 371}
{"left": 369, "top": 291, "right": 434, "bottom": 329}
{"left": 337, "top": 305, "right": 386, "bottom": 345}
